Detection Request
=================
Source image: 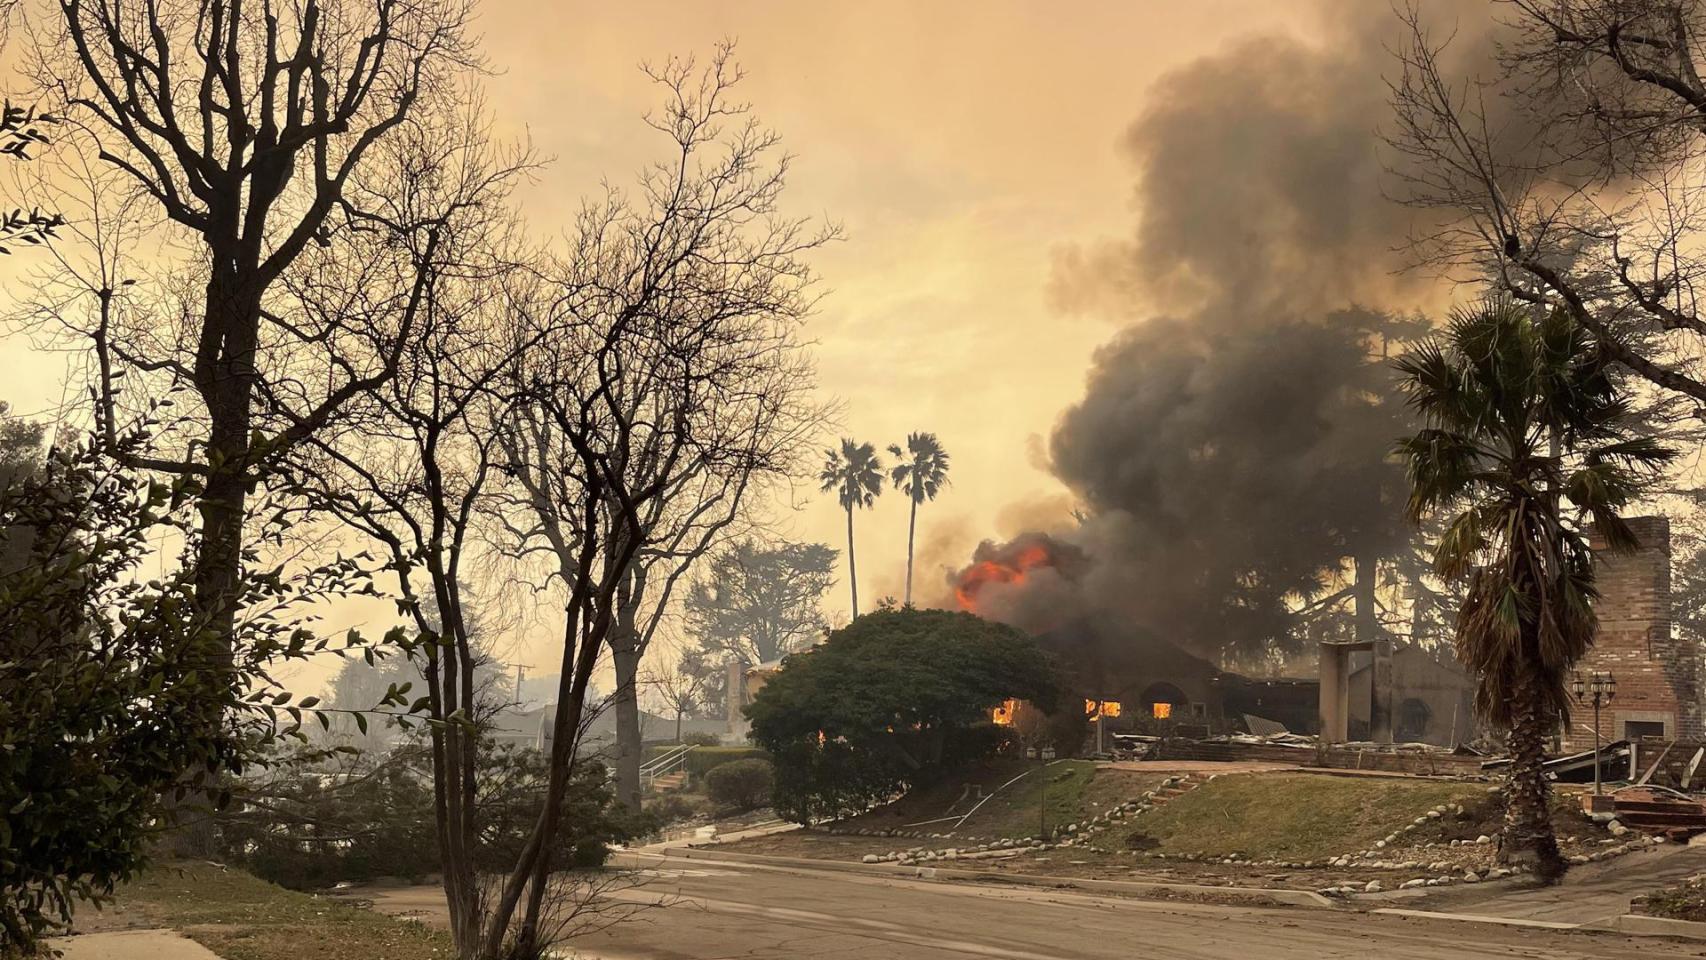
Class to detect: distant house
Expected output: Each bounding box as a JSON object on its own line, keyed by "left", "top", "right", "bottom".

{"left": 486, "top": 701, "right": 731, "bottom": 756}
{"left": 1034, "top": 620, "right": 1229, "bottom": 729}
{"left": 724, "top": 658, "right": 784, "bottom": 745}
{"left": 1026, "top": 619, "right": 1477, "bottom": 746}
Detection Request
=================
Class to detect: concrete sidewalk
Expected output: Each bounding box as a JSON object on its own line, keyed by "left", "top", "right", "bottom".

{"left": 49, "top": 930, "right": 222, "bottom": 959}
{"left": 1387, "top": 842, "right": 1706, "bottom": 927}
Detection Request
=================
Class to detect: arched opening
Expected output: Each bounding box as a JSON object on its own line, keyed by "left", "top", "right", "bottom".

{"left": 1397, "top": 697, "right": 1431, "bottom": 742}
{"left": 1139, "top": 682, "right": 1189, "bottom": 720}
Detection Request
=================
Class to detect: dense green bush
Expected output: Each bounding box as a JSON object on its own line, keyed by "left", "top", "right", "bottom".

{"left": 218, "top": 744, "right": 649, "bottom": 890}
{"left": 1044, "top": 708, "right": 1091, "bottom": 758}
{"left": 0, "top": 427, "right": 380, "bottom": 953}
{"left": 681, "top": 731, "right": 722, "bottom": 747}
{"left": 705, "top": 758, "right": 774, "bottom": 810}
{"left": 644, "top": 793, "right": 701, "bottom": 826}
{"left": 748, "top": 609, "right": 1059, "bottom": 824}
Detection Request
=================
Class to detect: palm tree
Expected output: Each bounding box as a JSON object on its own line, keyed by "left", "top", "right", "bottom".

{"left": 888, "top": 432, "right": 951, "bottom": 606}
{"left": 1394, "top": 298, "right": 1672, "bottom": 883}
{"left": 819, "top": 438, "right": 885, "bottom": 617}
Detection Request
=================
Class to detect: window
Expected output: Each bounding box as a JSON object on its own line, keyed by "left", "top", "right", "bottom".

{"left": 1624, "top": 720, "right": 1667, "bottom": 740}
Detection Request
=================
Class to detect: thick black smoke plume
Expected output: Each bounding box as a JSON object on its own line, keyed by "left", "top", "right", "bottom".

{"left": 958, "top": 3, "right": 1518, "bottom": 664}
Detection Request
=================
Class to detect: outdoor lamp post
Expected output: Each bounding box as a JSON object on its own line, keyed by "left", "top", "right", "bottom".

{"left": 1570, "top": 671, "right": 1617, "bottom": 796}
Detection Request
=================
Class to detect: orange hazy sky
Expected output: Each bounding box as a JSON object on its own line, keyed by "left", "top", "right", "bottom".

{"left": 0, "top": 2, "right": 1338, "bottom": 686}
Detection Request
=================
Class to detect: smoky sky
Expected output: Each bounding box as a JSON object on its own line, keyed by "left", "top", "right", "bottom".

{"left": 963, "top": 3, "right": 1519, "bottom": 663}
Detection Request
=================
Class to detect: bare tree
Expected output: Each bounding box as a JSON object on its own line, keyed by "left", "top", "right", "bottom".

{"left": 22, "top": 0, "right": 479, "bottom": 737}
{"left": 276, "top": 100, "right": 540, "bottom": 956}
{"left": 495, "top": 47, "right": 830, "bottom": 818}
{"left": 644, "top": 660, "right": 712, "bottom": 744}
{"left": 1385, "top": 1, "right": 1706, "bottom": 407}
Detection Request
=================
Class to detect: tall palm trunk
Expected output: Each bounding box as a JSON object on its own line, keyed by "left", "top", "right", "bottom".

{"left": 845, "top": 504, "right": 859, "bottom": 617}
{"left": 904, "top": 497, "right": 918, "bottom": 606}
{"left": 1501, "top": 645, "right": 1566, "bottom": 882}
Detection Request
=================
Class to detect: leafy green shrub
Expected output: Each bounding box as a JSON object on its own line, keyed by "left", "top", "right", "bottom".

{"left": 748, "top": 608, "right": 1059, "bottom": 824}
{"left": 943, "top": 721, "right": 1016, "bottom": 768}
{"left": 644, "top": 793, "right": 701, "bottom": 826}
{"left": 681, "top": 731, "right": 722, "bottom": 747}
{"left": 1044, "top": 708, "right": 1091, "bottom": 758}
{"left": 218, "top": 744, "right": 648, "bottom": 889}
{"left": 705, "top": 758, "right": 774, "bottom": 811}
{"left": 0, "top": 426, "right": 381, "bottom": 952}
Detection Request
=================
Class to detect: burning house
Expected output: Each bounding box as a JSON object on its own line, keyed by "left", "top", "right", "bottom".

{"left": 951, "top": 517, "right": 1689, "bottom": 752}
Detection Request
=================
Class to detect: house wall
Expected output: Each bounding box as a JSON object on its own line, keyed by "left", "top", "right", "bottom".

{"left": 1568, "top": 517, "right": 1700, "bottom": 748}
{"left": 1348, "top": 647, "right": 1476, "bottom": 746}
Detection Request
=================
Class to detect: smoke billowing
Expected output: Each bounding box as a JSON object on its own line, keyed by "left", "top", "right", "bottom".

{"left": 953, "top": 3, "right": 1511, "bottom": 664}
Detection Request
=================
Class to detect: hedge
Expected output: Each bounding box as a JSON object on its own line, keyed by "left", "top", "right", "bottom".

{"left": 644, "top": 744, "right": 770, "bottom": 779}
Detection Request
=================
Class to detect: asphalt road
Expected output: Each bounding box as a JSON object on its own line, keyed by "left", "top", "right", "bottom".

{"left": 352, "top": 853, "right": 1706, "bottom": 960}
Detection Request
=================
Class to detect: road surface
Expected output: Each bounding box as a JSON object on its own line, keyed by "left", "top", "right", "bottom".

{"left": 351, "top": 852, "right": 1706, "bottom": 959}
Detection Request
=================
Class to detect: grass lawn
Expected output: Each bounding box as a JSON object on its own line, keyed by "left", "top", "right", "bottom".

{"left": 835, "top": 759, "right": 1166, "bottom": 841}
{"left": 82, "top": 861, "right": 453, "bottom": 960}
{"left": 1119, "top": 773, "right": 1488, "bottom": 861}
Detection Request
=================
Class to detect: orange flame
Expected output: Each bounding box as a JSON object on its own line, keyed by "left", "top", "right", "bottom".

{"left": 954, "top": 543, "right": 1056, "bottom": 612}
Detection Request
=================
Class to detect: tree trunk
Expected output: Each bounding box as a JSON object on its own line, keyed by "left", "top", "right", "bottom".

{"left": 610, "top": 568, "right": 645, "bottom": 814}
{"left": 1501, "top": 660, "right": 1566, "bottom": 883}
{"left": 845, "top": 505, "right": 859, "bottom": 618}
{"left": 168, "top": 268, "right": 262, "bottom": 856}
{"left": 1353, "top": 551, "right": 1377, "bottom": 644}
{"left": 904, "top": 497, "right": 918, "bottom": 607}
{"left": 611, "top": 642, "right": 644, "bottom": 814}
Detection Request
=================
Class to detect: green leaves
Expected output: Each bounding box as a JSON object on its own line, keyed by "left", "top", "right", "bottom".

{"left": 0, "top": 425, "right": 415, "bottom": 950}
{"left": 747, "top": 608, "right": 1060, "bottom": 823}
{"left": 1394, "top": 294, "right": 1671, "bottom": 730}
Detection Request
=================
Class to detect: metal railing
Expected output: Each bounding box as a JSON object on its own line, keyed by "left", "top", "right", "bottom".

{"left": 640, "top": 743, "right": 698, "bottom": 790}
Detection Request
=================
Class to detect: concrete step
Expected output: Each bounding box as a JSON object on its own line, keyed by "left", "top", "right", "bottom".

{"left": 650, "top": 772, "right": 689, "bottom": 792}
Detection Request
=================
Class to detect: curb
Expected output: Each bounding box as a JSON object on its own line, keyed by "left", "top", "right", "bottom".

{"left": 1371, "top": 907, "right": 1706, "bottom": 942}
{"left": 1608, "top": 914, "right": 1706, "bottom": 941}
{"left": 668, "top": 845, "right": 1335, "bottom": 908}
{"left": 1370, "top": 907, "right": 1583, "bottom": 930}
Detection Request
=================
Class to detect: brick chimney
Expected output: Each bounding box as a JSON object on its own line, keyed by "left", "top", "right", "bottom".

{"left": 1566, "top": 516, "right": 1700, "bottom": 749}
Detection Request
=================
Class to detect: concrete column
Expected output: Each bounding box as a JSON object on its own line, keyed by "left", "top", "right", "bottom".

{"left": 726, "top": 659, "right": 746, "bottom": 742}
{"left": 1319, "top": 642, "right": 1348, "bottom": 743}
{"left": 1370, "top": 639, "right": 1394, "bottom": 744}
